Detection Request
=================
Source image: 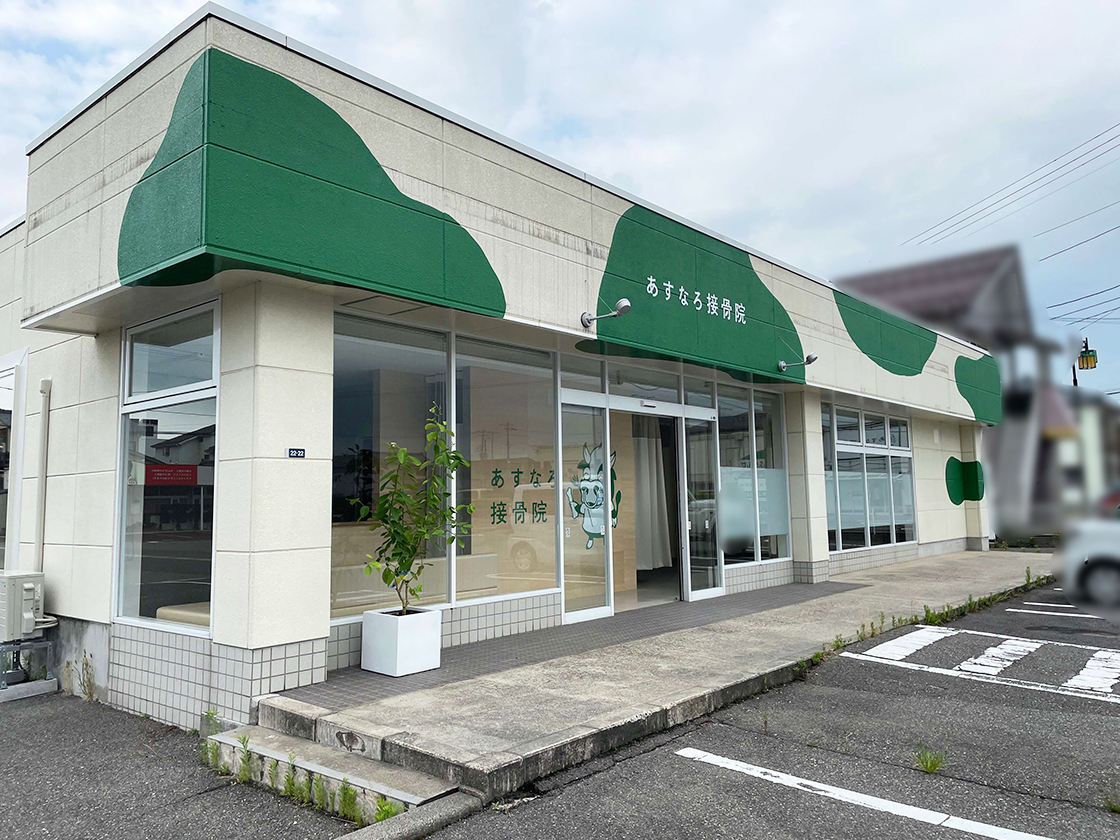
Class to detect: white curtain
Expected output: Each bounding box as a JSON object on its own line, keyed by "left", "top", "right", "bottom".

{"left": 632, "top": 416, "right": 673, "bottom": 570}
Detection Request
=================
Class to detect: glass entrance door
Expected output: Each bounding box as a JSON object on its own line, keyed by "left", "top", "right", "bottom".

{"left": 560, "top": 404, "right": 612, "bottom": 619}
{"left": 684, "top": 418, "right": 722, "bottom": 596}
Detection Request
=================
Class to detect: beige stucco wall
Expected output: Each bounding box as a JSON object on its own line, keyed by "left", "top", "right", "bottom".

{"left": 911, "top": 414, "right": 969, "bottom": 544}
{"left": 0, "top": 220, "right": 121, "bottom": 623}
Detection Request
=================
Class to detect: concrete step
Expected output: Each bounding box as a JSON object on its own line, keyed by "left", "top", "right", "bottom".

{"left": 206, "top": 725, "right": 458, "bottom": 825}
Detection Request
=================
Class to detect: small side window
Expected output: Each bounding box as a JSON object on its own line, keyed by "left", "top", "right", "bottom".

{"left": 128, "top": 308, "right": 215, "bottom": 399}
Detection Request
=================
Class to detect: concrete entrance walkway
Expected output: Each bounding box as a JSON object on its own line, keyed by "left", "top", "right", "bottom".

{"left": 269, "top": 551, "right": 1045, "bottom": 800}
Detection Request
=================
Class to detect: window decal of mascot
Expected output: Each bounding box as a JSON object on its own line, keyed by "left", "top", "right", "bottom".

{"left": 566, "top": 443, "right": 620, "bottom": 549}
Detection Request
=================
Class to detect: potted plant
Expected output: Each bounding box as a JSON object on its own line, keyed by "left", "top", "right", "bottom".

{"left": 353, "top": 405, "right": 472, "bottom": 677}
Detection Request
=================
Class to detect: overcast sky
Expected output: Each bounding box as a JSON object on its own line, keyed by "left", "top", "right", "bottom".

{"left": 3, "top": 0, "right": 1120, "bottom": 393}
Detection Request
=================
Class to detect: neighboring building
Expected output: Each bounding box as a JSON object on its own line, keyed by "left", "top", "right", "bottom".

{"left": 839, "top": 246, "right": 1071, "bottom": 536}
{"left": 1057, "top": 387, "right": 1120, "bottom": 514}
{"left": 0, "top": 6, "right": 997, "bottom": 727}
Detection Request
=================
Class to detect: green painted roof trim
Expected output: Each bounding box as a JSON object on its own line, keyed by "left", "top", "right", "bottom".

{"left": 118, "top": 49, "right": 506, "bottom": 318}
{"left": 945, "top": 457, "right": 985, "bottom": 505}
{"left": 954, "top": 354, "right": 1002, "bottom": 425}
{"left": 833, "top": 290, "right": 937, "bottom": 377}
{"left": 594, "top": 204, "right": 805, "bottom": 383}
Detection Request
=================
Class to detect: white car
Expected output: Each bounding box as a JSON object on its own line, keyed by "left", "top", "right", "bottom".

{"left": 1059, "top": 518, "right": 1120, "bottom": 610}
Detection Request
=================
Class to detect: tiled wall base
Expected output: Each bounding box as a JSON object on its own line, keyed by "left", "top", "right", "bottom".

{"left": 328, "top": 592, "right": 564, "bottom": 671}
{"left": 107, "top": 624, "right": 327, "bottom": 728}
{"left": 792, "top": 559, "right": 830, "bottom": 584}
{"left": 829, "top": 543, "right": 921, "bottom": 576}
{"left": 724, "top": 559, "right": 794, "bottom": 594}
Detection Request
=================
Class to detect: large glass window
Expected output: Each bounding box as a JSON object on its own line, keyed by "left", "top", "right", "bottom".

{"left": 754, "top": 392, "right": 789, "bottom": 559}
{"left": 823, "top": 403, "right": 916, "bottom": 551}
{"left": 608, "top": 364, "right": 680, "bottom": 403}
{"left": 822, "top": 402, "right": 838, "bottom": 552}
{"left": 455, "top": 339, "right": 557, "bottom": 601}
{"left": 0, "top": 369, "right": 14, "bottom": 568}
{"left": 120, "top": 305, "right": 217, "bottom": 627}
{"left": 128, "top": 308, "right": 215, "bottom": 398}
{"left": 120, "top": 399, "right": 216, "bottom": 626}
{"left": 331, "top": 317, "right": 448, "bottom": 616}
{"left": 717, "top": 386, "right": 756, "bottom": 562}
{"left": 561, "top": 354, "right": 602, "bottom": 393}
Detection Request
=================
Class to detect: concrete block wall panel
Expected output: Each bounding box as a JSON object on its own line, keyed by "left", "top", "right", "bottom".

{"left": 213, "top": 281, "right": 332, "bottom": 651}
{"left": 22, "top": 21, "right": 208, "bottom": 320}
{"left": 785, "top": 390, "right": 831, "bottom": 582}
{"left": 22, "top": 13, "right": 998, "bottom": 425}
{"left": 911, "top": 416, "right": 969, "bottom": 545}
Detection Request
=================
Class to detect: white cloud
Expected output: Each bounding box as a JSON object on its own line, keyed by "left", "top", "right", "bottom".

{"left": 2, "top": 0, "right": 1120, "bottom": 387}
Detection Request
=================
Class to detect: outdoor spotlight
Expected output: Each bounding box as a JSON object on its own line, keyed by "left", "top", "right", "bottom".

{"left": 580, "top": 298, "right": 633, "bottom": 329}
{"left": 777, "top": 352, "right": 819, "bottom": 373}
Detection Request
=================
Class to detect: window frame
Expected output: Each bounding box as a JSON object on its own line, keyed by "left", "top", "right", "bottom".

{"left": 114, "top": 301, "right": 220, "bottom": 633}
{"left": 823, "top": 402, "right": 916, "bottom": 553}
{"left": 122, "top": 302, "right": 220, "bottom": 407}
{"left": 0, "top": 349, "right": 28, "bottom": 571}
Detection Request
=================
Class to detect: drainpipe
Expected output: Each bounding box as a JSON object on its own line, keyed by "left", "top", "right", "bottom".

{"left": 32, "top": 378, "right": 51, "bottom": 574}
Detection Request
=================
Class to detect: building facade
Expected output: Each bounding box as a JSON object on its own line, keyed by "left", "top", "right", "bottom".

{"left": 0, "top": 6, "right": 997, "bottom": 728}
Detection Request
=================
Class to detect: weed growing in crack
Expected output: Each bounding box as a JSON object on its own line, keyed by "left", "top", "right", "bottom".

{"left": 314, "top": 774, "right": 329, "bottom": 811}
{"left": 374, "top": 796, "right": 403, "bottom": 822}
{"left": 338, "top": 779, "right": 362, "bottom": 824}
{"left": 267, "top": 759, "right": 279, "bottom": 789}
{"left": 914, "top": 744, "right": 945, "bottom": 774}
{"left": 236, "top": 734, "right": 256, "bottom": 784}
{"left": 283, "top": 755, "right": 297, "bottom": 798}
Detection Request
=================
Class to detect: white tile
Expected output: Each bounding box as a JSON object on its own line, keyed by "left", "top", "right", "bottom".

{"left": 72, "top": 471, "right": 116, "bottom": 547}
{"left": 76, "top": 397, "right": 120, "bottom": 474}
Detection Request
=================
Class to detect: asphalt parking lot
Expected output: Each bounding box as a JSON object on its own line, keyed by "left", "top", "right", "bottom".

{"left": 437, "top": 585, "right": 1120, "bottom": 839}
{"left": 0, "top": 692, "right": 349, "bottom": 840}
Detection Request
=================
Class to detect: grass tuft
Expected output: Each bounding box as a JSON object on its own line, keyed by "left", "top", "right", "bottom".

{"left": 914, "top": 744, "right": 945, "bottom": 774}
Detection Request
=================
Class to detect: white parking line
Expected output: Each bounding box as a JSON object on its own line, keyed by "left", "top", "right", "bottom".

{"left": 1062, "top": 650, "right": 1120, "bottom": 693}
{"left": 862, "top": 626, "right": 958, "bottom": 660}
{"left": 675, "top": 747, "right": 1055, "bottom": 839}
{"left": 840, "top": 651, "right": 1120, "bottom": 704}
{"left": 1005, "top": 608, "right": 1103, "bottom": 619}
{"left": 1022, "top": 602, "right": 1076, "bottom": 608}
{"left": 915, "top": 625, "right": 1116, "bottom": 654}
{"left": 957, "top": 638, "right": 1043, "bottom": 676}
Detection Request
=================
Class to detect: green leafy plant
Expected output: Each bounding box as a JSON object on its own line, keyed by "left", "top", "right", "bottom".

{"left": 1105, "top": 788, "right": 1120, "bottom": 814}
{"left": 236, "top": 734, "right": 256, "bottom": 784}
{"left": 313, "top": 774, "right": 329, "bottom": 811}
{"left": 188, "top": 728, "right": 199, "bottom": 737}
{"left": 207, "top": 740, "right": 221, "bottom": 769}
{"left": 915, "top": 744, "right": 945, "bottom": 774}
{"left": 200, "top": 741, "right": 210, "bottom": 765}
{"left": 77, "top": 653, "right": 96, "bottom": 702}
{"left": 338, "top": 779, "right": 362, "bottom": 824}
{"left": 302, "top": 771, "right": 314, "bottom": 806}
{"left": 1026, "top": 566, "right": 1032, "bottom": 587}
{"left": 204, "top": 708, "right": 218, "bottom": 722}
{"left": 374, "top": 796, "right": 404, "bottom": 822}
{"left": 283, "top": 755, "right": 298, "bottom": 798}
{"left": 267, "top": 759, "right": 279, "bottom": 789}
{"left": 352, "top": 405, "right": 473, "bottom": 614}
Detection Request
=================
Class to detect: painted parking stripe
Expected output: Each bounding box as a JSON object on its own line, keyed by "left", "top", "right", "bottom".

{"left": 675, "top": 747, "right": 1054, "bottom": 839}
{"left": 1062, "top": 650, "right": 1120, "bottom": 693}
{"left": 957, "top": 638, "right": 1043, "bottom": 676}
{"left": 1022, "top": 602, "right": 1076, "bottom": 608}
{"left": 862, "top": 626, "right": 958, "bottom": 660}
{"left": 916, "top": 625, "right": 1119, "bottom": 654}
{"left": 839, "top": 651, "right": 1120, "bottom": 705}
{"left": 1005, "top": 608, "right": 1103, "bottom": 619}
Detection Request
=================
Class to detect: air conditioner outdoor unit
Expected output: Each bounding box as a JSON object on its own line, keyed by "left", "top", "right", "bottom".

{"left": 0, "top": 570, "right": 45, "bottom": 644}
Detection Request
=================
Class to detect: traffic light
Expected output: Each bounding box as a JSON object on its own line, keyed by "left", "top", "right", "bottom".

{"left": 1077, "top": 338, "right": 1098, "bottom": 371}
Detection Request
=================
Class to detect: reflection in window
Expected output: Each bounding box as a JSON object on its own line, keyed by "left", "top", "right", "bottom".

{"left": 866, "top": 455, "right": 892, "bottom": 545}
{"left": 455, "top": 339, "right": 557, "bottom": 601}
{"left": 608, "top": 364, "right": 680, "bottom": 403}
{"left": 754, "top": 392, "right": 789, "bottom": 559}
{"left": 331, "top": 317, "right": 448, "bottom": 616}
{"left": 822, "top": 402, "right": 838, "bottom": 551}
{"left": 561, "top": 354, "right": 602, "bottom": 393}
{"left": 0, "top": 371, "right": 12, "bottom": 569}
{"left": 864, "top": 414, "right": 886, "bottom": 447}
{"left": 890, "top": 419, "right": 910, "bottom": 449}
{"left": 120, "top": 399, "right": 216, "bottom": 626}
{"left": 838, "top": 453, "right": 867, "bottom": 549}
{"left": 129, "top": 309, "right": 214, "bottom": 397}
{"left": 836, "top": 409, "right": 861, "bottom": 443}
{"left": 717, "top": 386, "right": 756, "bottom": 563}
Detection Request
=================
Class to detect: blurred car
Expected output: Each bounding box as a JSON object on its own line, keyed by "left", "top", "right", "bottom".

{"left": 1097, "top": 483, "right": 1120, "bottom": 519}
{"left": 1060, "top": 519, "right": 1120, "bottom": 609}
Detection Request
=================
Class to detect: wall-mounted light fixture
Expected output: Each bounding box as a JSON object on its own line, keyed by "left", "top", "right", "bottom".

{"left": 777, "top": 352, "right": 818, "bottom": 373}
{"left": 580, "top": 298, "right": 632, "bottom": 329}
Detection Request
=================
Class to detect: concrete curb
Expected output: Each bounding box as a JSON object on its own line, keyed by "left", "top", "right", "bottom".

{"left": 348, "top": 792, "right": 482, "bottom": 840}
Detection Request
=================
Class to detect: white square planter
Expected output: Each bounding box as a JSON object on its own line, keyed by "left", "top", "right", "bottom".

{"left": 361, "top": 606, "right": 442, "bottom": 677}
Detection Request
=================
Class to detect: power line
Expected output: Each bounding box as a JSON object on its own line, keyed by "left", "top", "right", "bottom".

{"left": 1039, "top": 220, "right": 1120, "bottom": 262}
{"left": 1047, "top": 281, "right": 1120, "bottom": 309}
{"left": 1056, "top": 301, "right": 1120, "bottom": 327}
{"left": 1035, "top": 196, "right": 1120, "bottom": 237}
{"left": 954, "top": 155, "right": 1120, "bottom": 243}
{"left": 901, "top": 117, "right": 1120, "bottom": 245}
{"left": 924, "top": 135, "right": 1120, "bottom": 244}
{"left": 1048, "top": 292, "right": 1120, "bottom": 318}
